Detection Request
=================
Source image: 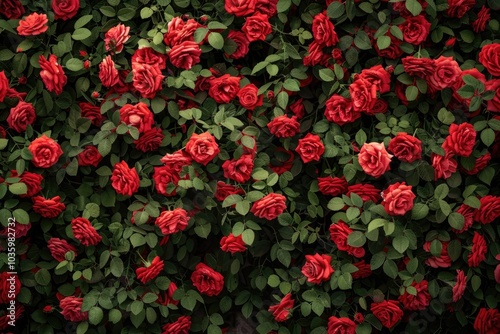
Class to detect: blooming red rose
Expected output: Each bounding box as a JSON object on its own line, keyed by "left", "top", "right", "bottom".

{"left": 32, "top": 195, "right": 66, "bottom": 218}
{"left": 371, "top": 300, "right": 403, "bottom": 328}
{"left": 347, "top": 183, "right": 381, "bottom": 203}
{"left": 7, "top": 101, "right": 36, "bottom": 133}
{"left": 358, "top": 65, "right": 391, "bottom": 94}
{"left": 442, "top": 122, "right": 476, "bottom": 157}
{"left": 0, "top": 272, "right": 20, "bottom": 304}
{"left": 237, "top": 84, "right": 263, "bottom": 110}
{"left": 468, "top": 232, "right": 488, "bottom": 267}
{"left": 0, "top": 221, "right": 31, "bottom": 239}
{"left": 485, "top": 79, "right": 500, "bottom": 112}
{"left": 303, "top": 41, "right": 329, "bottom": 67}
{"left": 0, "top": 0, "right": 25, "bottom": 19}
{"left": 157, "top": 282, "right": 179, "bottom": 306}
{"left": 104, "top": 24, "right": 130, "bottom": 54}
{"left": 79, "top": 102, "right": 104, "bottom": 126}
{"left": 358, "top": 142, "right": 392, "bottom": 178}
{"left": 324, "top": 95, "right": 360, "bottom": 125}
{"left": 399, "top": 280, "right": 431, "bottom": 311}
{"left": 136, "top": 256, "right": 164, "bottom": 284}
{"left": 329, "top": 221, "right": 365, "bottom": 258}
{"left": 153, "top": 166, "right": 181, "bottom": 196}
{"left": 134, "top": 128, "right": 164, "bottom": 152}
{"left": 71, "top": 217, "right": 101, "bottom": 246}
{"left": 222, "top": 155, "right": 254, "bottom": 183}
{"left": 431, "top": 152, "right": 457, "bottom": 180}
{"left": 220, "top": 233, "right": 247, "bottom": 254}
{"left": 428, "top": 56, "right": 462, "bottom": 91}
{"left": 155, "top": 208, "right": 189, "bottom": 235}
{"left": 59, "top": 296, "right": 87, "bottom": 322}
{"left": 162, "top": 316, "right": 191, "bottom": 334}
{"left": 10, "top": 170, "right": 43, "bottom": 198}
{"left": 479, "top": 43, "right": 500, "bottom": 77}
{"left": 375, "top": 32, "right": 403, "bottom": 60}
{"left": 98, "top": 55, "right": 119, "bottom": 88}
{"left": 39, "top": 54, "right": 67, "bottom": 95}
{"left": 224, "top": 0, "right": 256, "bottom": 17}
{"left": 255, "top": 0, "right": 278, "bottom": 16}
{"left": 399, "top": 15, "right": 431, "bottom": 46}
{"left": 289, "top": 98, "right": 305, "bottom": 118}
{"left": 28, "top": 134, "right": 63, "bottom": 168}
{"left": 208, "top": 74, "right": 241, "bottom": 104}
{"left": 132, "top": 63, "right": 164, "bottom": 99}
{"left": 169, "top": 40, "right": 202, "bottom": 70}
{"left": 17, "top": 12, "right": 48, "bottom": 36}
{"left": 163, "top": 17, "right": 202, "bottom": 47}
{"left": 302, "top": 253, "right": 334, "bottom": 284}
{"left": 423, "top": 240, "right": 452, "bottom": 268}
{"left": 452, "top": 269, "right": 467, "bottom": 302}
{"left": 388, "top": 132, "right": 422, "bottom": 163}
{"left": 77, "top": 146, "right": 102, "bottom": 167}
{"left": 474, "top": 195, "right": 500, "bottom": 224}
{"left": 119, "top": 102, "right": 155, "bottom": 134}
{"left": 268, "top": 115, "right": 300, "bottom": 138}
{"left": 461, "top": 152, "right": 491, "bottom": 175}
{"left": 132, "top": 47, "right": 167, "bottom": 70}
{"left": 225, "top": 30, "right": 250, "bottom": 59}
{"left": 382, "top": 182, "right": 416, "bottom": 216}
{"left": 352, "top": 261, "right": 372, "bottom": 279}
{"left": 472, "top": 6, "right": 491, "bottom": 33}
{"left": 47, "top": 237, "right": 78, "bottom": 262}
{"left": 446, "top": 0, "right": 475, "bottom": 18}
{"left": 349, "top": 78, "right": 377, "bottom": 112}
{"left": 191, "top": 263, "right": 224, "bottom": 296}
{"left": 0, "top": 71, "right": 8, "bottom": 102}
{"left": 185, "top": 132, "right": 220, "bottom": 165}
{"left": 160, "top": 150, "right": 193, "bottom": 172}
{"left": 52, "top": 0, "right": 79, "bottom": 20}
{"left": 111, "top": 161, "right": 140, "bottom": 196}
{"left": 295, "top": 133, "right": 324, "bottom": 163}
{"left": 473, "top": 308, "right": 500, "bottom": 334}
{"left": 269, "top": 293, "right": 294, "bottom": 322}
{"left": 317, "top": 176, "right": 348, "bottom": 197}
{"left": 215, "top": 181, "right": 245, "bottom": 201}
{"left": 402, "top": 56, "right": 435, "bottom": 78}
{"left": 452, "top": 204, "right": 475, "bottom": 234}
{"left": 312, "top": 11, "right": 339, "bottom": 47}
{"left": 242, "top": 13, "right": 272, "bottom": 42}
{"left": 327, "top": 316, "right": 356, "bottom": 334}
{"left": 251, "top": 193, "right": 287, "bottom": 220}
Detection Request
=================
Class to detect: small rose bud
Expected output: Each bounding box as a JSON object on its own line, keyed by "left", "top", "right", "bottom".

{"left": 267, "top": 90, "right": 274, "bottom": 100}
{"left": 385, "top": 65, "right": 394, "bottom": 74}
{"left": 445, "top": 37, "right": 456, "bottom": 47}
{"left": 182, "top": 14, "right": 190, "bottom": 20}
{"left": 18, "top": 76, "right": 27, "bottom": 84}
{"left": 354, "top": 313, "right": 364, "bottom": 324}
{"left": 43, "top": 305, "right": 53, "bottom": 313}
{"left": 91, "top": 91, "right": 99, "bottom": 98}
{"left": 83, "top": 60, "right": 90, "bottom": 69}
{"left": 200, "top": 15, "right": 209, "bottom": 22}
{"left": 79, "top": 50, "right": 88, "bottom": 57}
{"left": 16, "top": 48, "right": 22, "bottom": 53}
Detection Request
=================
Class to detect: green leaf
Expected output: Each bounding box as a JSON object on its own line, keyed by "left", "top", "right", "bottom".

{"left": 383, "top": 259, "right": 398, "bottom": 279}
{"left": 9, "top": 183, "right": 27, "bottom": 195}
{"left": 74, "top": 15, "right": 94, "bottom": 29}
{"left": 411, "top": 203, "right": 429, "bottom": 220}
{"left": 481, "top": 128, "right": 495, "bottom": 146}
{"left": 283, "top": 79, "right": 300, "bottom": 92}
{"left": 393, "top": 236, "right": 410, "bottom": 253}
{"left": 405, "top": 85, "right": 419, "bottom": 101}
{"left": 377, "top": 36, "right": 391, "bottom": 50}
{"left": 318, "top": 68, "right": 336, "bottom": 82}
{"left": 35, "top": 268, "right": 51, "bottom": 286}
{"left": 208, "top": 32, "right": 224, "bottom": 50}
{"left": 347, "top": 231, "right": 366, "bottom": 247}
{"left": 117, "top": 8, "right": 136, "bottom": 21}
{"left": 89, "top": 307, "right": 103, "bottom": 325}
{"left": 354, "top": 31, "right": 372, "bottom": 50}
{"left": 140, "top": 7, "right": 154, "bottom": 19}
{"left": 110, "top": 257, "right": 124, "bottom": 277}
{"left": 448, "top": 212, "right": 464, "bottom": 230}
{"left": 72, "top": 28, "right": 92, "bottom": 41}
{"left": 13, "top": 208, "right": 29, "bottom": 225}
{"left": 405, "top": 0, "right": 422, "bottom": 16}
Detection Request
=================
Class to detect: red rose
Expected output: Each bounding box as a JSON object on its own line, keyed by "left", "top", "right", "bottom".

{"left": 472, "top": 6, "right": 491, "bottom": 33}
{"left": 0, "top": 272, "right": 20, "bottom": 304}
{"left": 479, "top": 43, "right": 500, "bottom": 77}
{"left": 486, "top": 79, "right": 500, "bottom": 112}
{"left": 474, "top": 195, "right": 500, "bottom": 224}
{"left": 237, "top": 84, "right": 263, "bottom": 110}
{"left": 98, "top": 55, "right": 119, "bottom": 88}
{"left": 162, "top": 316, "right": 191, "bottom": 334}
{"left": 10, "top": 170, "right": 43, "bottom": 197}
{"left": 215, "top": 181, "right": 245, "bottom": 201}
{"left": 136, "top": 256, "right": 164, "bottom": 284}
{"left": 358, "top": 142, "right": 392, "bottom": 178}
{"left": 452, "top": 69, "right": 486, "bottom": 109}
{"left": 347, "top": 183, "right": 381, "bottom": 203}
{"left": 446, "top": 0, "right": 475, "bottom": 18}
{"left": 119, "top": 102, "right": 155, "bottom": 134}
{"left": 289, "top": 98, "right": 305, "bottom": 118}
{"left": 224, "top": 0, "right": 256, "bottom": 17}
{"left": 17, "top": 12, "right": 48, "bottom": 36}
{"left": 352, "top": 261, "right": 372, "bottom": 279}
{"left": 7, "top": 101, "right": 36, "bottom": 133}
{"left": 382, "top": 182, "right": 416, "bottom": 216}
{"left": 0, "top": 71, "right": 8, "bottom": 102}
{"left": 399, "top": 15, "right": 431, "bottom": 45}
{"left": 60, "top": 297, "right": 87, "bottom": 322}
{"left": 28, "top": 134, "right": 63, "bottom": 168}
{"left": 399, "top": 280, "right": 431, "bottom": 311}
{"left": 163, "top": 17, "right": 202, "bottom": 47}
{"left": 155, "top": 208, "right": 189, "bottom": 235}
{"left": 79, "top": 102, "right": 104, "bottom": 126}
{"left": 303, "top": 41, "right": 329, "bottom": 67}
{"left": 423, "top": 240, "right": 452, "bottom": 268}
{"left": 327, "top": 316, "right": 356, "bottom": 334}
{"left": 132, "top": 63, "right": 164, "bottom": 99}
{"left": 268, "top": 293, "right": 294, "bottom": 322}
{"left": 251, "top": 193, "right": 287, "bottom": 220}
{"left": 222, "top": 155, "right": 254, "bottom": 183}
{"left": 428, "top": 56, "right": 462, "bottom": 91}
{"left": 32, "top": 195, "right": 66, "bottom": 218}
{"left": 452, "top": 204, "right": 475, "bottom": 233}
{"left": 134, "top": 128, "right": 164, "bottom": 152}
{"left": 442, "top": 122, "right": 476, "bottom": 157}
{"left": 242, "top": 13, "right": 272, "bottom": 42}
{"left": 157, "top": 282, "right": 179, "bottom": 306}
{"left": 220, "top": 233, "right": 247, "bottom": 254}
{"left": 375, "top": 32, "right": 403, "bottom": 60}
{"left": 301, "top": 253, "right": 334, "bottom": 284}
{"left": 132, "top": 47, "right": 167, "bottom": 70}
{"left": 185, "top": 132, "right": 220, "bottom": 165}
{"left": 111, "top": 161, "right": 140, "bottom": 196}
{"left": 391, "top": 0, "right": 428, "bottom": 15}
{"left": 161, "top": 150, "right": 192, "bottom": 171}
{"left": 324, "top": 95, "right": 360, "bottom": 125}
{"left": 71, "top": 217, "right": 101, "bottom": 246}
{"left": 317, "top": 176, "right": 348, "bottom": 197}
{"left": 468, "top": 232, "right": 488, "bottom": 267}
{"left": 388, "top": 132, "right": 422, "bottom": 163}
{"left": 358, "top": 65, "right": 392, "bottom": 94}
{"left": 52, "top": 0, "right": 80, "bottom": 20}
{"left": 168, "top": 40, "right": 202, "bottom": 70}
{"left": 47, "top": 237, "right": 78, "bottom": 262}
{"left": 349, "top": 77, "right": 377, "bottom": 112}
{"left": 153, "top": 166, "right": 181, "bottom": 196}
{"left": 452, "top": 269, "right": 467, "bottom": 302}
{"left": 461, "top": 152, "right": 491, "bottom": 175}
{"left": 0, "top": 0, "right": 25, "bottom": 19}
{"left": 371, "top": 300, "right": 403, "bottom": 329}
{"left": 267, "top": 115, "right": 300, "bottom": 138}
{"left": 208, "top": 74, "right": 241, "bottom": 104}
{"left": 402, "top": 56, "right": 435, "bottom": 78}
{"left": 191, "top": 263, "right": 224, "bottom": 296}
{"left": 329, "top": 221, "right": 365, "bottom": 257}
{"left": 225, "top": 30, "right": 250, "bottom": 59}
{"left": 473, "top": 308, "right": 500, "bottom": 334}
{"left": 431, "top": 152, "right": 458, "bottom": 180}
{"left": 295, "top": 133, "right": 324, "bottom": 163}
{"left": 39, "top": 54, "right": 67, "bottom": 95}
{"left": 312, "top": 11, "right": 339, "bottom": 47}
{"left": 255, "top": 0, "right": 278, "bottom": 17}
{"left": 77, "top": 146, "right": 102, "bottom": 167}
{"left": 104, "top": 24, "right": 130, "bottom": 54}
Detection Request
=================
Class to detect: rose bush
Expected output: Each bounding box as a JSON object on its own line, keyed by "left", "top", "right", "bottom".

{"left": 0, "top": 0, "right": 499, "bottom": 333}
